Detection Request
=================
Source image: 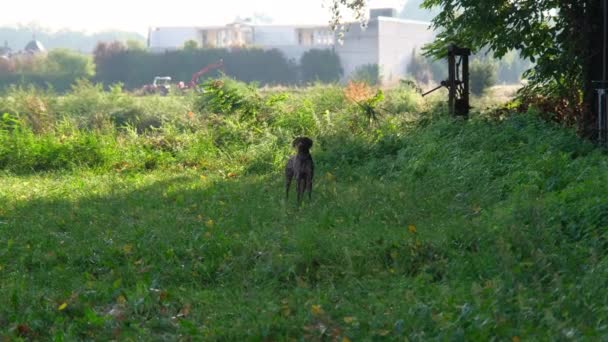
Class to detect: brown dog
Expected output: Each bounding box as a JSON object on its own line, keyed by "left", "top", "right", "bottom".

{"left": 285, "top": 137, "right": 314, "bottom": 205}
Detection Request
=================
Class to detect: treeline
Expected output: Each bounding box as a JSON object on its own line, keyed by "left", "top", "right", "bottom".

{"left": 95, "top": 42, "right": 343, "bottom": 88}
{"left": 1, "top": 42, "right": 344, "bottom": 92}
{"left": 0, "top": 49, "right": 96, "bottom": 92}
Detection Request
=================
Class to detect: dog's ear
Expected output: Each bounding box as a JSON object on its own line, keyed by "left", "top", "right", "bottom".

{"left": 292, "top": 137, "right": 302, "bottom": 147}
{"left": 303, "top": 138, "right": 313, "bottom": 149}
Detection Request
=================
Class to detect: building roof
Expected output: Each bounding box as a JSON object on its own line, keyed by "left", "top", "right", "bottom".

{"left": 375, "top": 16, "right": 431, "bottom": 26}
{"left": 24, "top": 40, "right": 46, "bottom": 53}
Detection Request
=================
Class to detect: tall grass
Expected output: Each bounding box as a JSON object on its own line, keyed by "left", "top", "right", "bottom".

{"left": 0, "top": 79, "right": 422, "bottom": 174}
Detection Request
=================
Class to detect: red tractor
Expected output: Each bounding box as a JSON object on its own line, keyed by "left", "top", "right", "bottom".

{"left": 178, "top": 59, "right": 225, "bottom": 90}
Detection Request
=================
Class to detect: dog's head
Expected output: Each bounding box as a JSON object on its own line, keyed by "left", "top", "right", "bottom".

{"left": 292, "top": 137, "right": 313, "bottom": 152}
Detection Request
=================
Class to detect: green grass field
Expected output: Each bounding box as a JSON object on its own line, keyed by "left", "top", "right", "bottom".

{"left": 1, "top": 82, "right": 607, "bottom": 340}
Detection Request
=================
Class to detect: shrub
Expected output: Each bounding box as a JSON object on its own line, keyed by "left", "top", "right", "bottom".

{"left": 46, "top": 49, "right": 95, "bottom": 78}
{"left": 195, "top": 78, "right": 263, "bottom": 121}
{"left": 470, "top": 59, "right": 498, "bottom": 95}
{"left": 383, "top": 83, "right": 423, "bottom": 114}
{"left": 300, "top": 49, "right": 343, "bottom": 83}
{"left": 351, "top": 64, "right": 381, "bottom": 86}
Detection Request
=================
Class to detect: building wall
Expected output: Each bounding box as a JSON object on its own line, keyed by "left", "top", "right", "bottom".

{"left": 253, "top": 26, "right": 334, "bottom": 61}
{"left": 335, "top": 20, "right": 380, "bottom": 82}
{"left": 377, "top": 18, "right": 435, "bottom": 85}
{"left": 147, "top": 17, "right": 436, "bottom": 85}
{"left": 253, "top": 26, "right": 298, "bottom": 46}
{"left": 148, "top": 27, "right": 200, "bottom": 52}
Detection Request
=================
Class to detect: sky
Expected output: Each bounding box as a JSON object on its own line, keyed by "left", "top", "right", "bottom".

{"left": 1, "top": 0, "right": 406, "bottom": 35}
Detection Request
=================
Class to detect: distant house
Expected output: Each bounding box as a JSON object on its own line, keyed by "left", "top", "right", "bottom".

{"left": 24, "top": 39, "right": 46, "bottom": 54}
{"left": 0, "top": 38, "right": 47, "bottom": 60}
{"left": 0, "top": 41, "right": 11, "bottom": 59}
{"left": 148, "top": 8, "right": 435, "bottom": 85}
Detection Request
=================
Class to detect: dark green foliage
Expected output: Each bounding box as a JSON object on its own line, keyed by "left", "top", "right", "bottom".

{"left": 93, "top": 46, "right": 298, "bottom": 88}
{"left": 350, "top": 63, "right": 380, "bottom": 85}
{"left": 469, "top": 59, "right": 498, "bottom": 95}
{"left": 46, "top": 49, "right": 95, "bottom": 78}
{"left": 354, "top": 89, "right": 385, "bottom": 123}
{"left": 300, "top": 49, "right": 343, "bottom": 83}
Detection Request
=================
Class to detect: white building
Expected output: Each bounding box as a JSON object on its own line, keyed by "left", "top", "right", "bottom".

{"left": 147, "top": 9, "right": 435, "bottom": 85}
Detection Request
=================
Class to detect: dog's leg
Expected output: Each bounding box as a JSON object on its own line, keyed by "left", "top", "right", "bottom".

{"left": 296, "top": 178, "right": 305, "bottom": 205}
{"left": 306, "top": 174, "right": 313, "bottom": 200}
{"left": 285, "top": 172, "right": 293, "bottom": 200}
{"left": 308, "top": 160, "right": 314, "bottom": 200}
{"left": 285, "top": 161, "right": 294, "bottom": 200}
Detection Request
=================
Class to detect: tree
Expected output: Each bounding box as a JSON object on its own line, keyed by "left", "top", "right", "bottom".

{"left": 93, "top": 41, "right": 128, "bottom": 85}
{"left": 469, "top": 59, "right": 498, "bottom": 95}
{"left": 126, "top": 40, "right": 146, "bottom": 51}
{"left": 420, "top": 0, "right": 603, "bottom": 136}
{"left": 47, "top": 49, "right": 95, "bottom": 78}
{"left": 183, "top": 40, "right": 199, "bottom": 51}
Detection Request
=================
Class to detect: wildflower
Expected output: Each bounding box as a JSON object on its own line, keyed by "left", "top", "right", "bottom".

{"left": 123, "top": 244, "right": 133, "bottom": 254}
{"left": 408, "top": 224, "right": 417, "bottom": 234}
{"left": 311, "top": 304, "right": 324, "bottom": 316}
{"left": 343, "top": 316, "right": 356, "bottom": 324}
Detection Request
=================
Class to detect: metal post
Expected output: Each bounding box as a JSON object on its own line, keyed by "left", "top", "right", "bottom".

{"left": 604, "top": 0, "right": 607, "bottom": 82}
{"left": 448, "top": 50, "right": 456, "bottom": 117}
{"left": 599, "top": 89, "right": 605, "bottom": 144}
{"left": 462, "top": 53, "right": 470, "bottom": 118}
{"left": 604, "top": 89, "right": 608, "bottom": 144}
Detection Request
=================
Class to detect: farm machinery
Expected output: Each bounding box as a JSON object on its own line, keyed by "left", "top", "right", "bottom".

{"left": 180, "top": 59, "right": 224, "bottom": 90}
{"left": 142, "top": 76, "right": 172, "bottom": 96}
{"left": 140, "top": 60, "right": 224, "bottom": 96}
